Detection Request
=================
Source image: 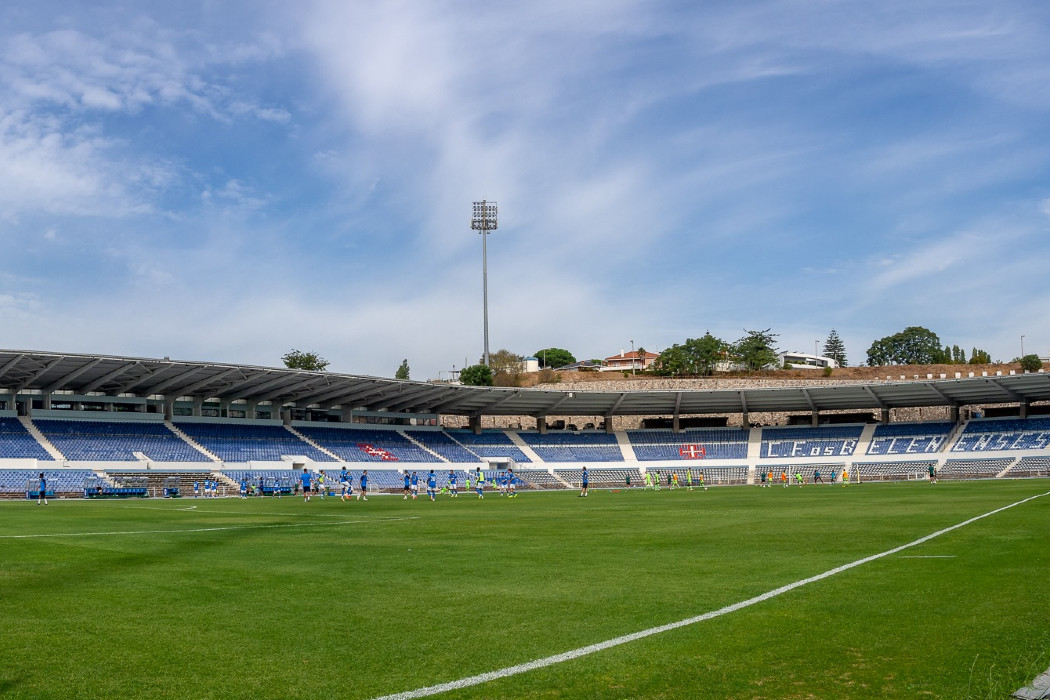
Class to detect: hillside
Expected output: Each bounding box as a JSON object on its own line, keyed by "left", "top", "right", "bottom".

{"left": 516, "top": 362, "right": 1039, "bottom": 389}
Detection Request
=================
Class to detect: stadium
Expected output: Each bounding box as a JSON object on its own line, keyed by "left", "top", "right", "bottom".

{"left": 5, "top": 2, "right": 1050, "bottom": 698}
{"left": 3, "top": 347, "right": 1050, "bottom": 698}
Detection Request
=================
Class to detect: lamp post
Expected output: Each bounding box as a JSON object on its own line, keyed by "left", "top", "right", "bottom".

{"left": 1020, "top": 334, "right": 1025, "bottom": 359}
{"left": 471, "top": 201, "right": 498, "bottom": 367}
{"left": 630, "top": 339, "right": 636, "bottom": 376}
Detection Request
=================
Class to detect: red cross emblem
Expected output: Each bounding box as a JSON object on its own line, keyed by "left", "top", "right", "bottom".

{"left": 679, "top": 444, "right": 706, "bottom": 459}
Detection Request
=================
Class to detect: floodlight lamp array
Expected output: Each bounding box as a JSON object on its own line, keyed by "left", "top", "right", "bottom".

{"left": 471, "top": 201, "right": 498, "bottom": 232}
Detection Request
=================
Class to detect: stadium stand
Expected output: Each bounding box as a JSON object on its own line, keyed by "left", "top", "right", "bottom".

{"left": 854, "top": 460, "right": 937, "bottom": 481}
{"left": 223, "top": 469, "right": 300, "bottom": 495}
{"left": 553, "top": 467, "right": 643, "bottom": 488}
{"left": 84, "top": 473, "right": 149, "bottom": 498}
{"left": 117, "top": 470, "right": 219, "bottom": 497}
{"left": 513, "top": 469, "right": 566, "bottom": 489}
{"left": 35, "top": 419, "right": 209, "bottom": 462}
{"left": 939, "top": 457, "right": 1015, "bottom": 478}
{"left": 401, "top": 430, "right": 482, "bottom": 463}
{"left": 761, "top": 464, "right": 846, "bottom": 482}
{"left": 446, "top": 430, "right": 531, "bottom": 463}
{"left": 519, "top": 431, "right": 624, "bottom": 462}
{"left": 0, "top": 417, "right": 54, "bottom": 461}
{"left": 174, "top": 421, "right": 334, "bottom": 463}
{"left": 866, "top": 422, "right": 953, "bottom": 455}
{"left": 1010, "top": 456, "right": 1050, "bottom": 477}
{"left": 0, "top": 469, "right": 95, "bottom": 498}
{"left": 760, "top": 425, "right": 863, "bottom": 459}
{"left": 951, "top": 417, "right": 1050, "bottom": 452}
{"left": 296, "top": 426, "right": 441, "bottom": 463}
{"left": 627, "top": 428, "right": 749, "bottom": 461}
{"left": 649, "top": 465, "right": 749, "bottom": 486}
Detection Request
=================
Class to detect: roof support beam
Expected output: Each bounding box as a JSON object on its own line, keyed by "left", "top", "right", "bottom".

{"left": 985, "top": 378, "right": 1023, "bottom": 403}
{"left": 477, "top": 390, "right": 523, "bottom": 413}
{"left": 220, "top": 371, "right": 298, "bottom": 401}
{"left": 80, "top": 361, "right": 140, "bottom": 394}
{"left": 12, "top": 357, "right": 65, "bottom": 393}
{"left": 142, "top": 366, "right": 210, "bottom": 397}
{"left": 173, "top": 367, "right": 243, "bottom": 399}
{"left": 263, "top": 376, "right": 329, "bottom": 403}
{"left": 377, "top": 386, "right": 441, "bottom": 412}
{"left": 604, "top": 393, "right": 628, "bottom": 433}
{"left": 429, "top": 388, "right": 472, "bottom": 414}
{"left": 0, "top": 353, "right": 26, "bottom": 385}
{"left": 923, "top": 382, "right": 957, "bottom": 406}
{"left": 294, "top": 383, "right": 363, "bottom": 408}
{"left": 42, "top": 358, "right": 104, "bottom": 394}
{"left": 338, "top": 385, "right": 404, "bottom": 410}
{"left": 116, "top": 363, "right": 176, "bottom": 394}
{"left": 862, "top": 386, "right": 887, "bottom": 409}
{"left": 541, "top": 393, "right": 573, "bottom": 416}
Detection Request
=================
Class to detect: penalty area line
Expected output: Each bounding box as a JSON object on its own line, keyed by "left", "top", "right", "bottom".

{"left": 0, "top": 516, "right": 419, "bottom": 539}
{"left": 370, "top": 490, "right": 1050, "bottom": 700}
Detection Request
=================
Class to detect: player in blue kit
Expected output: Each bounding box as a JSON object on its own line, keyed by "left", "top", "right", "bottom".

{"left": 475, "top": 467, "right": 484, "bottom": 499}
{"left": 357, "top": 470, "right": 368, "bottom": 501}
{"left": 410, "top": 471, "right": 419, "bottom": 499}
{"left": 37, "top": 473, "right": 48, "bottom": 505}
{"left": 507, "top": 468, "right": 518, "bottom": 498}
{"left": 403, "top": 472, "right": 411, "bottom": 499}
{"left": 300, "top": 468, "right": 312, "bottom": 502}
{"left": 340, "top": 467, "right": 352, "bottom": 501}
{"left": 426, "top": 470, "right": 437, "bottom": 501}
{"left": 239, "top": 477, "right": 248, "bottom": 498}
{"left": 579, "top": 467, "right": 589, "bottom": 497}
{"left": 448, "top": 470, "right": 458, "bottom": 498}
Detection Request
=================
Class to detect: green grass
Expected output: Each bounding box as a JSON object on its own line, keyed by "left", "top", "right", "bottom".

{"left": 2, "top": 480, "right": 1049, "bottom": 699}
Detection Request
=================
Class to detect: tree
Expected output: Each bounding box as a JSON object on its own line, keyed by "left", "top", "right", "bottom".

{"left": 733, "top": 329, "right": 779, "bottom": 372}
{"left": 485, "top": 349, "right": 523, "bottom": 376}
{"left": 969, "top": 348, "right": 991, "bottom": 364}
{"left": 951, "top": 345, "right": 966, "bottom": 364}
{"left": 533, "top": 347, "right": 576, "bottom": 369}
{"left": 651, "top": 332, "right": 729, "bottom": 376}
{"left": 282, "top": 349, "right": 329, "bottom": 371}
{"left": 822, "top": 329, "right": 848, "bottom": 367}
{"left": 395, "top": 359, "right": 410, "bottom": 380}
{"left": 482, "top": 349, "right": 524, "bottom": 386}
{"left": 460, "top": 364, "right": 493, "bottom": 386}
{"left": 1019, "top": 354, "right": 1043, "bottom": 373}
{"left": 865, "top": 326, "right": 948, "bottom": 366}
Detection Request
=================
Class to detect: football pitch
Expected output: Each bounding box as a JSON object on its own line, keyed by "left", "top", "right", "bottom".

{"left": 2, "top": 480, "right": 1049, "bottom": 699}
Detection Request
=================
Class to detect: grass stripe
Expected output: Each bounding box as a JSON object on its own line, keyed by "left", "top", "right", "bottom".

{"left": 370, "top": 489, "right": 1050, "bottom": 700}
{"left": 0, "top": 515, "right": 418, "bottom": 539}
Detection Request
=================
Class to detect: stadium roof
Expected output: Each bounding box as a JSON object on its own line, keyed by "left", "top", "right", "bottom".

{"left": 2, "top": 349, "right": 1049, "bottom": 419}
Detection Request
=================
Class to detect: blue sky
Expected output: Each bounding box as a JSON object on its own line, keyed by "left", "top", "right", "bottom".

{"left": 2, "top": 1, "right": 1049, "bottom": 380}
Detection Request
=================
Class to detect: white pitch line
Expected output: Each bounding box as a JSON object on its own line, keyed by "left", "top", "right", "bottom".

{"left": 370, "top": 490, "right": 1050, "bottom": 700}
{"left": 0, "top": 516, "right": 419, "bottom": 539}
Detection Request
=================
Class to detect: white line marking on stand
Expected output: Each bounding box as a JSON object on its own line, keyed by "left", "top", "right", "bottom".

{"left": 370, "top": 490, "right": 1050, "bottom": 700}
{"left": 0, "top": 516, "right": 419, "bottom": 539}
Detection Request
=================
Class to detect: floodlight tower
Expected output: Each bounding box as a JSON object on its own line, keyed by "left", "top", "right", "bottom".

{"left": 471, "top": 200, "right": 498, "bottom": 367}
